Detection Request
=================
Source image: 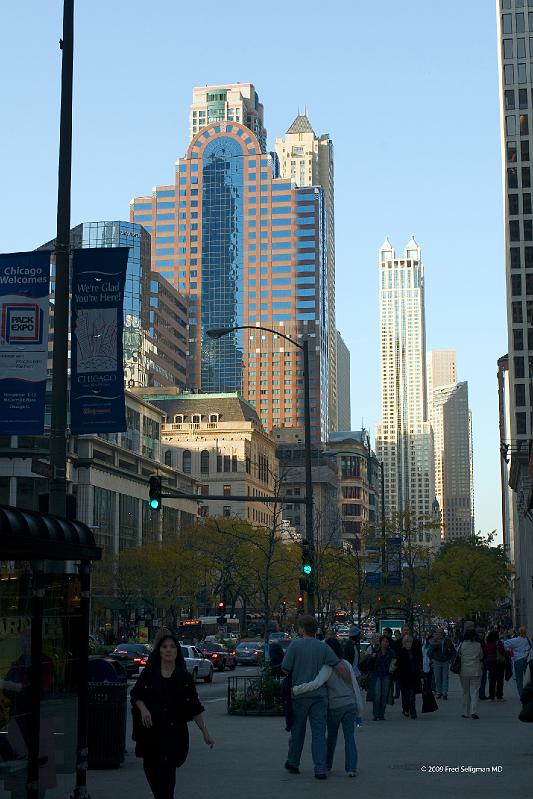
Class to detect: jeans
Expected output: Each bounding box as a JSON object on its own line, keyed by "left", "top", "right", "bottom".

{"left": 373, "top": 675, "right": 391, "bottom": 718}
{"left": 287, "top": 695, "right": 328, "bottom": 775}
{"left": 326, "top": 704, "right": 358, "bottom": 773}
{"left": 514, "top": 657, "right": 528, "bottom": 698}
{"left": 433, "top": 661, "right": 450, "bottom": 696}
{"left": 460, "top": 677, "right": 480, "bottom": 716}
{"left": 401, "top": 686, "right": 417, "bottom": 717}
{"left": 487, "top": 663, "right": 505, "bottom": 700}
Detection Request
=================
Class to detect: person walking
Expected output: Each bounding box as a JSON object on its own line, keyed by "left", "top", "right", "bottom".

{"left": 431, "top": 628, "right": 455, "bottom": 700}
{"left": 343, "top": 626, "right": 361, "bottom": 678}
{"left": 458, "top": 628, "right": 484, "bottom": 719}
{"left": 364, "top": 635, "right": 396, "bottom": 721}
{"left": 484, "top": 630, "right": 506, "bottom": 702}
{"left": 503, "top": 627, "right": 532, "bottom": 698}
{"left": 281, "top": 615, "right": 350, "bottom": 780}
{"left": 396, "top": 635, "right": 422, "bottom": 719}
{"left": 292, "top": 637, "right": 364, "bottom": 778}
{"left": 130, "top": 633, "right": 214, "bottom": 799}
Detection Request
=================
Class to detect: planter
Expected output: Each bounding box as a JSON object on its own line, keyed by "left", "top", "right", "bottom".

{"left": 227, "top": 674, "right": 284, "bottom": 716}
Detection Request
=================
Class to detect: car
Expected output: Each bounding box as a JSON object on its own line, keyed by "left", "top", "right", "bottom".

{"left": 196, "top": 641, "right": 236, "bottom": 671}
{"left": 235, "top": 641, "right": 264, "bottom": 665}
{"left": 268, "top": 632, "right": 291, "bottom": 643}
{"left": 180, "top": 645, "right": 214, "bottom": 683}
{"left": 109, "top": 643, "right": 152, "bottom": 677}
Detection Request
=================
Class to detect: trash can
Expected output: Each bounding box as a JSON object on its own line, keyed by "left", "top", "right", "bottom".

{"left": 88, "top": 657, "right": 128, "bottom": 768}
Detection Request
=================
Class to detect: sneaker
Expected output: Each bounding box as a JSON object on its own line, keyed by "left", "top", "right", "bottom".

{"left": 461, "top": 715, "right": 470, "bottom": 718}
{"left": 402, "top": 711, "right": 409, "bottom": 717}
{"left": 314, "top": 773, "right": 327, "bottom": 781}
{"left": 347, "top": 771, "right": 357, "bottom": 778}
{"left": 284, "top": 762, "right": 300, "bottom": 774}
{"left": 497, "top": 697, "right": 505, "bottom": 702}
{"left": 471, "top": 714, "right": 480, "bottom": 719}
{"left": 373, "top": 716, "right": 378, "bottom": 721}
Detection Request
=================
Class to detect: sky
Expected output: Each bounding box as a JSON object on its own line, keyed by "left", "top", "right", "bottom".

{"left": 0, "top": 0, "right": 506, "bottom": 540}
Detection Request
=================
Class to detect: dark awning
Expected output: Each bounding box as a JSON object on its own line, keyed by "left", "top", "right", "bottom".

{"left": 0, "top": 504, "right": 101, "bottom": 561}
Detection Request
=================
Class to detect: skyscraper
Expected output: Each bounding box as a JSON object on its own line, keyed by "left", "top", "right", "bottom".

{"left": 40, "top": 221, "right": 189, "bottom": 389}
{"left": 275, "top": 114, "right": 337, "bottom": 431}
{"left": 336, "top": 330, "right": 351, "bottom": 431}
{"left": 427, "top": 350, "right": 474, "bottom": 540}
{"left": 189, "top": 84, "right": 267, "bottom": 152}
{"left": 131, "top": 98, "right": 330, "bottom": 441}
{"left": 497, "top": 0, "right": 533, "bottom": 626}
{"left": 375, "top": 237, "right": 435, "bottom": 524}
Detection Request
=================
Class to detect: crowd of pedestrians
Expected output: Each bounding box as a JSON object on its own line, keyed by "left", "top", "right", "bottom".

{"left": 279, "top": 618, "right": 532, "bottom": 781}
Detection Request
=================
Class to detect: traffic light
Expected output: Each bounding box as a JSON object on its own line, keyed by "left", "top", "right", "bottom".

{"left": 301, "top": 540, "right": 314, "bottom": 576}
{"left": 148, "top": 475, "right": 162, "bottom": 511}
{"left": 217, "top": 600, "right": 226, "bottom": 626}
{"left": 297, "top": 595, "right": 304, "bottom": 613}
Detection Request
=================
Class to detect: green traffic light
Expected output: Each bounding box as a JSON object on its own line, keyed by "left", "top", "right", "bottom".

{"left": 303, "top": 564, "right": 312, "bottom": 575}
{"left": 149, "top": 498, "right": 160, "bottom": 510}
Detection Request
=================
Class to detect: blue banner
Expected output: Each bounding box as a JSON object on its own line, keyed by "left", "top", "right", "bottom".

{"left": 0, "top": 251, "right": 50, "bottom": 434}
{"left": 70, "top": 248, "right": 128, "bottom": 434}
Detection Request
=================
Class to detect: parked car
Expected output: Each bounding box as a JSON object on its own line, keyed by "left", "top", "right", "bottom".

{"left": 196, "top": 642, "right": 236, "bottom": 671}
{"left": 180, "top": 645, "right": 214, "bottom": 683}
{"left": 108, "top": 643, "right": 152, "bottom": 677}
{"left": 235, "top": 641, "right": 264, "bottom": 665}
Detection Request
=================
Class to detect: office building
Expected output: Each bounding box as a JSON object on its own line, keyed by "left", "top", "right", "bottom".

{"left": 427, "top": 351, "right": 474, "bottom": 540}
{"left": 275, "top": 114, "right": 338, "bottom": 431}
{"left": 131, "top": 107, "right": 330, "bottom": 441}
{"left": 138, "top": 389, "right": 278, "bottom": 527}
{"left": 189, "top": 83, "right": 267, "bottom": 152}
{"left": 375, "top": 237, "right": 435, "bottom": 526}
{"left": 40, "top": 221, "right": 189, "bottom": 389}
{"left": 497, "top": 0, "right": 533, "bottom": 626}
{"left": 336, "top": 331, "right": 351, "bottom": 431}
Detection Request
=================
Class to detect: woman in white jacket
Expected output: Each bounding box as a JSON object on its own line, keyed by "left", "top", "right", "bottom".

{"left": 292, "top": 637, "right": 363, "bottom": 777}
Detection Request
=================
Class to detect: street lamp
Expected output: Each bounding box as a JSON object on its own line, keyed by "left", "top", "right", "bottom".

{"left": 206, "top": 325, "right": 315, "bottom": 615}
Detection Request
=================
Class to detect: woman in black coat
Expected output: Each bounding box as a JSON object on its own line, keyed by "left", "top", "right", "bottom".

{"left": 131, "top": 633, "right": 214, "bottom": 799}
{"left": 396, "top": 635, "right": 422, "bottom": 719}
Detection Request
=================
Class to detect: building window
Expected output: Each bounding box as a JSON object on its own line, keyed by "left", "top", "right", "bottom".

{"left": 521, "top": 113, "right": 529, "bottom": 134}
{"left": 523, "top": 166, "right": 531, "bottom": 187}
{"left": 209, "top": 414, "right": 219, "bottom": 424}
{"left": 200, "top": 450, "right": 210, "bottom": 474}
{"left": 503, "top": 38, "right": 513, "bottom": 59}
{"left": 182, "top": 450, "right": 192, "bottom": 473}
{"left": 516, "top": 412, "right": 527, "bottom": 435}
{"left": 522, "top": 140, "right": 530, "bottom": 161}
{"left": 223, "top": 506, "right": 231, "bottom": 518}
{"left": 232, "top": 455, "right": 238, "bottom": 472}
{"left": 504, "top": 64, "right": 514, "bottom": 85}
{"left": 201, "top": 484, "right": 209, "bottom": 496}
{"left": 509, "top": 220, "right": 520, "bottom": 241}
{"left": 192, "top": 414, "right": 201, "bottom": 425}
{"left": 508, "top": 167, "right": 518, "bottom": 188}
{"left": 223, "top": 455, "right": 231, "bottom": 472}
{"left": 505, "top": 90, "right": 516, "bottom": 110}
{"left": 509, "top": 193, "right": 519, "bottom": 214}
{"left": 223, "top": 484, "right": 231, "bottom": 496}
{"left": 524, "top": 193, "right": 532, "bottom": 213}
{"left": 507, "top": 141, "right": 517, "bottom": 162}
{"left": 514, "top": 356, "right": 525, "bottom": 378}
{"left": 511, "top": 247, "right": 521, "bottom": 269}
{"left": 514, "top": 329, "right": 524, "bottom": 351}
{"left": 174, "top": 414, "right": 184, "bottom": 424}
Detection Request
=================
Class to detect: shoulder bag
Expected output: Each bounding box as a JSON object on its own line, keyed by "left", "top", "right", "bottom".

{"left": 449, "top": 644, "right": 462, "bottom": 675}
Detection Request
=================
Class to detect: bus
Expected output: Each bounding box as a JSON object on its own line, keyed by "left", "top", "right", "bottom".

{"left": 176, "top": 616, "right": 240, "bottom": 642}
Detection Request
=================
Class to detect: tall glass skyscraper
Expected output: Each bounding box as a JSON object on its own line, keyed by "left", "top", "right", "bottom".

{"left": 375, "top": 237, "right": 436, "bottom": 531}
{"left": 131, "top": 101, "right": 330, "bottom": 441}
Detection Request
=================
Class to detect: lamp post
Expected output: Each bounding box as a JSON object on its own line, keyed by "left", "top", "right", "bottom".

{"left": 206, "top": 325, "right": 315, "bottom": 615}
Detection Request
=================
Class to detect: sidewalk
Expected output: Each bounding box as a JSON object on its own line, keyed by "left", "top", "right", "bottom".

{"left": 81, "top": 675, "right": 532, "bottom": 799}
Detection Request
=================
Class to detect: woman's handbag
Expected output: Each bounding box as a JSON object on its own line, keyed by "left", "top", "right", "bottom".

{"left": 449, "top": 645, "right": 462, "bottom": 675}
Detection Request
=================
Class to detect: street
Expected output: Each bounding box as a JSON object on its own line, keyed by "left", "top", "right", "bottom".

{"left": 79, "top": 668, "right": 531, "bottom": 799}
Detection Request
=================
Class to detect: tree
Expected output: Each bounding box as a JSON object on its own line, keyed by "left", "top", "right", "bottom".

{"left": 425, "top": 534, "right": 512, "bottom": 619}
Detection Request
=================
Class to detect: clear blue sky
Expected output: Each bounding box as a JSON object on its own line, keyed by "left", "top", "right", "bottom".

{"left": 0, "top": 1, "right": 506, "bottom": 539}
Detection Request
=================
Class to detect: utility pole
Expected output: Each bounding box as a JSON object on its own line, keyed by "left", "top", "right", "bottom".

{"left": 49, "top": 0, "right": 74, "bottom": 517}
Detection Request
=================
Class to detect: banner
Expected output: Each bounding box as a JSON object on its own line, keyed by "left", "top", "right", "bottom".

{"left": 70, "top": 247, "right": 128, "bottom": 434}
{"left": 0, "top": 251, "right": 50, "bottom": 434}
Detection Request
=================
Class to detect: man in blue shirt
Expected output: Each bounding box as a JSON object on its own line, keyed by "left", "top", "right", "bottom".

{"left": 282, "top": 615, "right": 350, "bottom": 779}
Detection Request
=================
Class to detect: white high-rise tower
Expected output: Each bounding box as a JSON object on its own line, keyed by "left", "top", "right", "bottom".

{"left": 376, "top": 237, "right": 436, "bottom": 531}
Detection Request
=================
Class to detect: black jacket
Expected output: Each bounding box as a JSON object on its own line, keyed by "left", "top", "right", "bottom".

{"left": 130, "top": 665, "right": 204, "bottom": 763}
{"left": 396, "top": 648, "right": 423, "bottom": 693}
